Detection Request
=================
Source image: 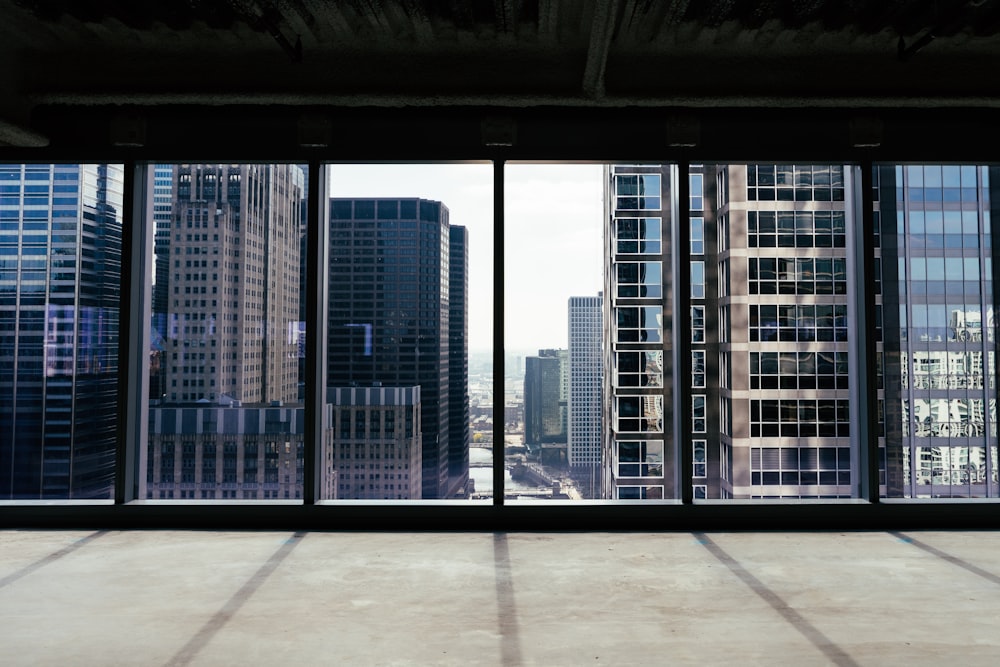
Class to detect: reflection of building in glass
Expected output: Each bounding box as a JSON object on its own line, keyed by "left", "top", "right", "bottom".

{"left": 568, "top": 295, "right": 602, "bottom": 470}
{"left": 880, "top": 165, "right": 999, "bottom": 497}
{"left": 0, "top": 164, "right": 123, "bottom": 499}
{"left": 328, "top": 198, "right": 467, "bottom": 499}
{"left": 325, "top": 386, "right": 422, "bottom": 500}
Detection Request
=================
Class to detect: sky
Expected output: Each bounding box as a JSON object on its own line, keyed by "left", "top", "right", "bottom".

{"left": 328, "top": 163, "right": 605, "bottom": 353}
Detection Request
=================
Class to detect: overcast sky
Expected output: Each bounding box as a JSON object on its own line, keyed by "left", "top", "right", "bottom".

{"left": 328, "top": 163, "right": 604, "bottom": 353}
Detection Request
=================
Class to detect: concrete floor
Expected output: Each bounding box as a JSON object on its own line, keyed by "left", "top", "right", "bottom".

{"left": 1, "top": 531, "right": 999, "bottom": 666}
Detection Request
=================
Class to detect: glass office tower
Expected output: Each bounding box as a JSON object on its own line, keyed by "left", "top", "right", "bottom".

{"left": 524, "top": 349, "right": 567, "bottom": 449}
{"left": 448, "top": 225, "right": 470, "bottom": 496}
{"left": 0, "top": 163, "right": 124, "bottom": 499}
{"left": 327, "top": 197, "right": 467, "bottom": 499}
{"left": 880, "top": 165, "right": 999, "bottom": 498}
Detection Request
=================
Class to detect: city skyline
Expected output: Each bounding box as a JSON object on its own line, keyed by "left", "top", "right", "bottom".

{"left": 4, "top": 160, "right": 998, "bottom": 502}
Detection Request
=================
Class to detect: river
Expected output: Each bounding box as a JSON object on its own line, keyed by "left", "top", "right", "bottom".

{"left": 467, "top": 447, "right": 537, "bottom": 495}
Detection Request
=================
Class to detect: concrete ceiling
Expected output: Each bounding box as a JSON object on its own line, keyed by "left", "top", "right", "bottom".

{"left": 2, "top": 0, "right": 999, "bottom": 147}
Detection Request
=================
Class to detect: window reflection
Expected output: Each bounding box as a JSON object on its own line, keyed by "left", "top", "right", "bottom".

{"left": 882, "top": 164, "right": 999, "bottom": 498}
{"left": 0, "top": 164, "right": 123, "bottom": 500}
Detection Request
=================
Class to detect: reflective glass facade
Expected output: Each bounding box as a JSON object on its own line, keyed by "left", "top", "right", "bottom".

{"left": 327, "top": 197, "right": 467, "bottom": 499}
{"left": 880, "top": 165, "right": 1000, "bottom": 497}
{"left": 0, "top": 164, "right": 123, "bottom": 499}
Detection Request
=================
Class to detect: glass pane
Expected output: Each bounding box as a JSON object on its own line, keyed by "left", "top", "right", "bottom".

{"left": 146, "top": 164, "right": 306, "bottom": 501}
{"left": 601, "top": 164, "right": 677, "bottom": 500}
{"left": 699, "top": 164, "right": 856, "bottom": 500}
{"left": 326, "top": 164, "right": 491, "bottom": 500}
{"left": 506, "top": 164, "right": 607, "bottom": 500}
{"left": 879, "top": 164, "right": 1000, "bottom": 498}
{"left": 0, "top": 164, "right": 123, "bottom": 499}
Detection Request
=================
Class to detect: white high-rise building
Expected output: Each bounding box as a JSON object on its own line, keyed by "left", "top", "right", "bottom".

{"left": 568, "top": 295, "right": 603, "bottom": 470}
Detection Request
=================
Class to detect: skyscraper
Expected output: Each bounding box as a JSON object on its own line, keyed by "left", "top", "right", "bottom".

{"left": 709, "top": 164, "right": 853, "bottom": 499}
{"left": 326, "top": 386, "right": 422, "bottom": 500}
{"left": 0, "top": 163, "right": 124, "bottom": 499}
{"left": 163, "top": 164, "right": 303, "bottom": 406}
{"left": 879, "top": 165, "right": 999, "bottom": 498}
{"left": 568, "top": 295, "right": 602, "bottom": 472}
{"left": 151, "top": 163, "right": 174, "bottom": 318}
{"left": 602, "top": 164, "right": 853, "bottom": 500}
{"left": 524, "top": 349, "right": 567, "bottom": 450}
{"left": 328, "top": 197, "right": 466, "bottom": 499}
{"left": 146, "top": 163, "right": 307, "bottom": 500}
{"left": 602, "top": 165, "right": 673, "bottom": 500}
{"left": 448, "top": 225, "right": 471, "bottom": 495}
{"left": 602, "top": 163, "right": 999, "bottom": 500}
{"left": 150, "top": 163, "right": 174, "bottom": 403}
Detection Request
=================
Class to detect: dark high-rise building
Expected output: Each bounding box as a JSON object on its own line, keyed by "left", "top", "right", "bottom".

{"left": 448, "top": 225, "right": 470, "bottom": 495}
{"left": 0, "top": 163, "right": 124, "bottom": 499}
{"left": 328, "top": 198, "right": 466, "bottom": 499}
{"left": 524, "top": 349, "right": 567, "bottom": 448}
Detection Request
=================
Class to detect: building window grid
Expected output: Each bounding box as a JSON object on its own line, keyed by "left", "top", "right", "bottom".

{"left": 693, "top": 440, "right": 707, "bottom": 478}
{"left": 615, "top": 174, "right": 662, "bottom": 211}
{"left": 750, "top": 445, "right": 852, "bottom": 487}
{"left": 749, "top": 351, "right": 850, "bottom": 390}
{"left": 747, "top": 211, "right": 846, "bottom": 249}
{"left": 750, "top": 399, "right": 852, "bottom": 438}
{"left": 749, "top": 304, "right": 848, "bottom": 343}
{"left": 746, "top": 164, "right": 845, "bottom": 202}
{"left": 747, "top": 256, "right": 848, "bottom": 295}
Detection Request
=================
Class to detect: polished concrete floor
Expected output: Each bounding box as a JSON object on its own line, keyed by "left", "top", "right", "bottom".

{"left": 1, "top": 530, "right": 999, "bottom": 666}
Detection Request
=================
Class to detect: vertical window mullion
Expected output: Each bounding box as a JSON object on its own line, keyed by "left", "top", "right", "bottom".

{"left": 676, "top": 162, "right": 693, "bottom": 504}
{"left": 493, "top": 159, "right": 505, "bottom": 506}
{"left": 987, "top": 167, "right": 1000, "bottom": 497}
{"left": 304, "top": 160, "right": 328, "bottom": 504}
{"left": 116, "top": 162, "right": 152, "bottom": 504}
{"left": 854, "top": 162, "right": 880, "bottom": 502}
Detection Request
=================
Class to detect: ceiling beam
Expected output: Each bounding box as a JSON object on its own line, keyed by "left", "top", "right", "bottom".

{"left": 0, "top": 116, "right": 48, "bottom": 148}
{"left": 583, "top": 0, "right": 620, "bottom": 99}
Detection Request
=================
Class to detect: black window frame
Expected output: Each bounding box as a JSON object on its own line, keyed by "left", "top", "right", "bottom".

{"left": 2, "top": 106, "right": 1000, "bottom": 529}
